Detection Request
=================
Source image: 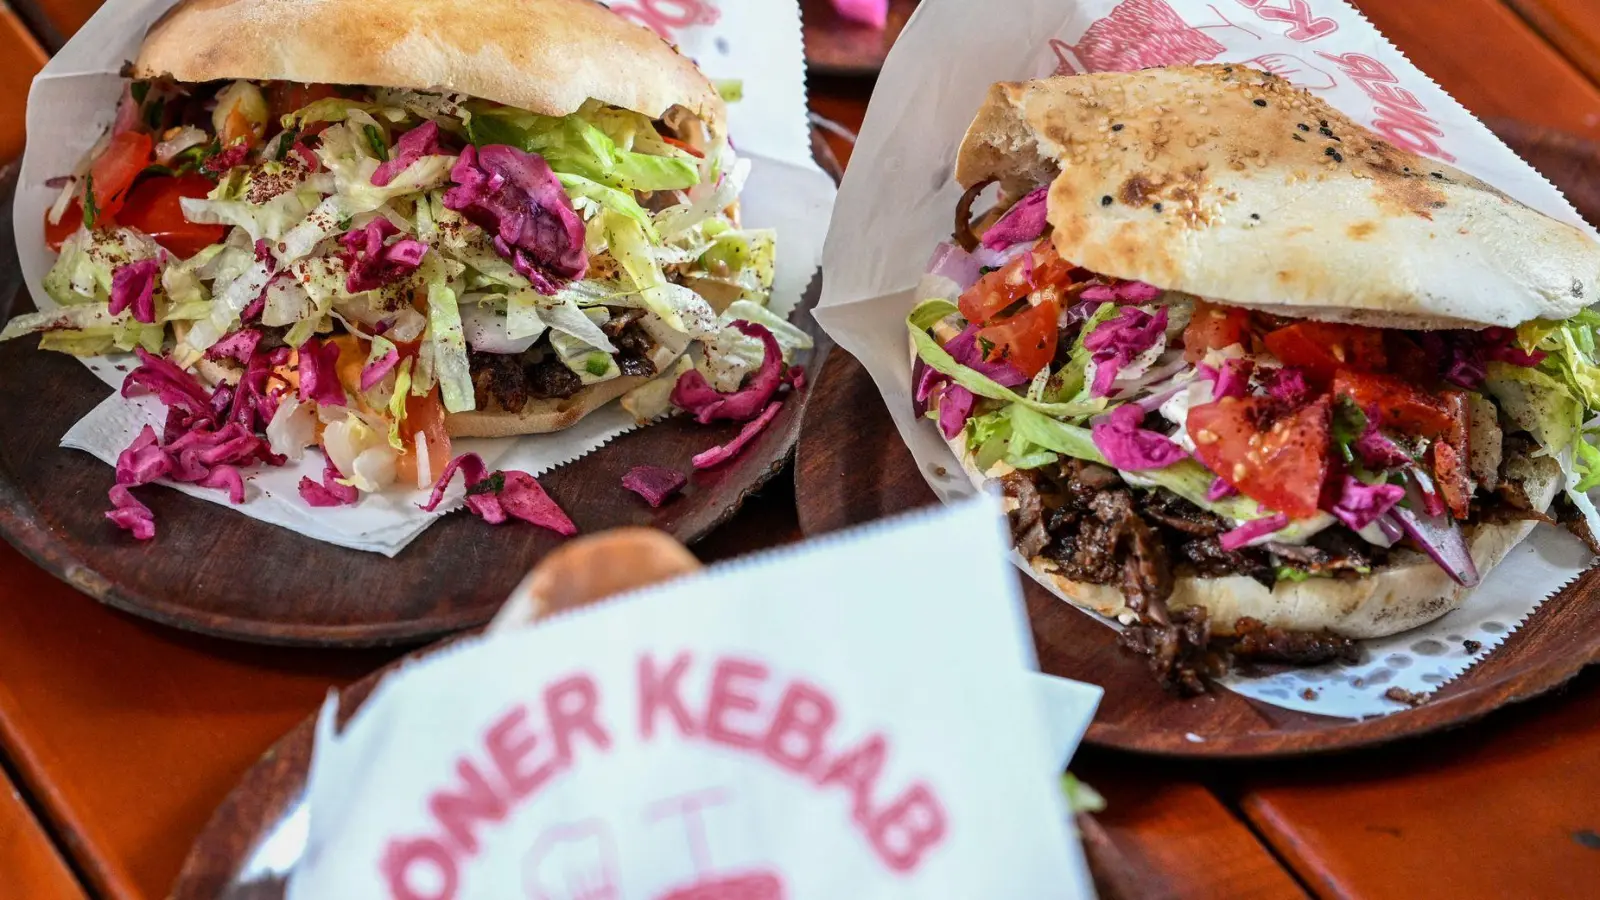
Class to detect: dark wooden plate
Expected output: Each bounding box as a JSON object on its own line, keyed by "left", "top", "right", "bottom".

{"left": 793, "top": 119, "right": 1600, "bottom": 758}
{"left": 0, "top": 134, "right": 839, "bottom": 648}
{"left": 802, "top": 0, "right": 919, "bottom": 76}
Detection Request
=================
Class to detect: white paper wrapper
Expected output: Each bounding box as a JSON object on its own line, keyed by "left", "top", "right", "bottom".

{"left": 814, "top": 0, "right": 1598, "bottom": 718}
{"left": 284, "top": 498, "right": 1098, "bottom": 898}
{"left": 15, "top": 0, "right": 834, "bottom": 555}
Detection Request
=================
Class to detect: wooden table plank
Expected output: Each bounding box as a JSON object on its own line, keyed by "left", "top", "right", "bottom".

{"left": 1241, "top": 670, "right": 1600, "bottom": 899}
{"left": 0, "top": 487, "right": 798, "bottom": 899}
{"left": 1077, "top": 764, "right": 1308, "bottom": 900}
{"left": 0, "top": 767, "right": 86, "bottom": 900}
{"left": 1504, "top": 1, "right": 1600, "bottom": 92}
{"left": 0, "top": 539, "right": 398, "bottom": 899}
{"left": 0, "top": 6, "right": 48, "bottom": 164}
{"left": 1352, "top": 0, "right": 1600, "bottom": 136}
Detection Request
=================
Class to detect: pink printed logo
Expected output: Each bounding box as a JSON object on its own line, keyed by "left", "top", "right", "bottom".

{"left": 1050, "top": 0, "right": 1230, "bottom": 75}
{"left": 1233, "top": 0, "right": 1338, "bottom": 43}
{"left": 609, "top": 0, "right": 720, "bottom": 41}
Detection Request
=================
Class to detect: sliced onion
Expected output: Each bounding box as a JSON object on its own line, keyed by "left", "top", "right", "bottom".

{"left": 1109, "top": 351, "right": 1188, "bottom": 400}
{"left": 155, "top": 126, "right": 209, "bottom": 164}
{"left": 925, "top": 241, "right": 984, "bottom": 290}
{"left": 1393, "top": 479, "right": 1478, "bottom": 586}
{"left": 1356, "top": 512, "right": 1404, "bottom": 548}
{"left": 972, "top": 240, "right": 1032, "bottom": 270}
{"left": 460, "top": 300, "right": 537, "bottom": 355}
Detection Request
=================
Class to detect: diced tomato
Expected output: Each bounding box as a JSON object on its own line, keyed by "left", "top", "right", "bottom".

{"left": 115, "top": 174, "right": 226, "bottom": 259}
{"left": 661, "top": 134, "right": 705, "bottom": 158}
{"left": 1432, "top": 440, "right": 1471, "bottom": 520}
{"left": 957, "top": 243, "right": 1072, "bottom": 326}
{"left": 1263, "top": 321, "right": 1387, "bottom": 386}
{"left": 88, "top": 131, "right": 155, "bottom": 221}
{"left": 395, "top": 388, "right": 451, "bottom": 488}
{"left": 1188, "top": 394, "right": 1333, "bottom": 518}
{"left": 1332, "top": 370, "right": 1458, "bottom": 440}
{"left": 264, "top": 82, "right": 340, "bottom": 129}
{"left": 44, "top": 200, "right": 85, "bottom": 250}
{"left": 976, "top": 296, "right": 1060, "bottom": 378}
{"left": 1182, "top": 299, "right": 1253, "bottom": 361}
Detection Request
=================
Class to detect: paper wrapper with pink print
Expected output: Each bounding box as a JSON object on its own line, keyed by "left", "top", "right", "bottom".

{"left": 814, "top": 0, "right": 1598, "bottom": 720}
{"left": 16, "top": 0, "right": 834, "bottom": 556}
{"left": 284, "top": 500, "right": 1098, "bottom": 899}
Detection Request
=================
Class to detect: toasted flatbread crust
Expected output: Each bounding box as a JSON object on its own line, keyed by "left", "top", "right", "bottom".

{"left": 955, "top": 65, "right": 1600, "bottom": 330}
{"left": 132, "top": 0, "right": 725, "bottom": 134}
{"left": 444, "top": 342, "right": 682, "bottom": 437}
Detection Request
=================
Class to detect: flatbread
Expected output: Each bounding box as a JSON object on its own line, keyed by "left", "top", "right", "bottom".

{"left": 909, "top": 337, "right": 1559, "bottom": 639}
{"left": 132, "top": 0, "right": 725, "bottom": 136}
{"left": 956, "top": 65, "right": 1600, "bottom": 330}
{"left": 170, "top": 321, "right": 683, "bottom": 438}
{"left": 445, "top": 342, "right": 683, "bottom": 437}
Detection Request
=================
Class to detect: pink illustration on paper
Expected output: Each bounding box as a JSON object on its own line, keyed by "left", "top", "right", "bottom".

{"left": 1248, "top": 52, "right": 1337, "bottom": 89}
{"left": 646, "top": 788, "right": 787, "bottom": 900}
{"left": 523, "top": 820, "right": 622, "bottom": 900}
{"left": 609, "top": 0, "right": 720, "bottom": 41}
{"left": 1049, "top": 0, "right": 1247, "bottom": 75}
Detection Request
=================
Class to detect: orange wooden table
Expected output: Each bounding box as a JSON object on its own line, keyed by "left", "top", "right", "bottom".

{"left": 2, "top": 2, "right": 1600, "bottom": 898}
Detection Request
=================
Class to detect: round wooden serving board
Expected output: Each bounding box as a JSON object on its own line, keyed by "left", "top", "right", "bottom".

{"left": 793, "top": 120, "right": 1600, "bottom": 758}
{"left": 0, "top": 134, "right": 838, "bottom": 648}
{"left": 801, "top": 0, "right": 919, "bottom": 76}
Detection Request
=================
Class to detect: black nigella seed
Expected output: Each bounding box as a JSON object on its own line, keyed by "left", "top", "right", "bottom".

{"left": 1112, "top": 123, "right": 1124, "bottom": 131}
{"left": 1101, "top": 195, "right": 1113, "bottom": 206}
{"left": 1153, "top": 202, "right": 1163, "bottom": 212}
{"left": 1431, "top": 171, "right": 1445, "bottom": 179}
{"left": 1254, "top": 98, "right": 1267, "bottom": 107}
{"left": 1292, "top": 133, "right": 1305, "bottom": 142}
{"left": 1250, "top": 213, "right": 1261, "bottom": 220}
{"left": 1297, "top": 123, "right": 1311, "bottom": 131}
{"left": 1326, "top": 148, "right": 1344, "bottom": 163}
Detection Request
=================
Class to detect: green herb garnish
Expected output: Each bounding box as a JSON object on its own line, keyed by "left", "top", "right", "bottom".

{"left": 275, "top": 123, "right": 302, "bottom": 161}
{"left": 81, "top": 173, "right": 99, "bottom": 228}
{"left": 465, "top": 472, "right": 506, "bottom": 497}
{"left": 363, "top": 124, "right": 389, "bottom": 162}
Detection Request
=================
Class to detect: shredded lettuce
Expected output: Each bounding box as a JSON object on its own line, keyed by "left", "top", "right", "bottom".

{"left": 423, "top": 268, "right": 473, "bottom": 414}
{"left": 557, "top": 172, "right": 656, "bottom": 237}
{"left": 387, "top": 357, "right": 413, "bottom": 450}
{"left": 467, "top": 103, "right": 700, "bottom": 194}
{"left": 720, "top": 299, "right": 812, "bottom": 355}
{"left": 548, "top": 307, "right": 621, "bottom": 384}
{"left": 1484, "top": 360, "right": 1600, "bottom": 540}
{"left": 604, "top": 209, "right": 718, "bottom": 336}
{"left": 536, "top": 293, "right": 617, "bottom": 353}
{"left": 43, "top": 228, "right": 161, "bottom": 306}
{"left": 280, "top": 98, "right": 404, "bottom": 130}
{"left": 0, "top": 304, "right": 154, "bottom": 354}
{"left": 504, "top": 288, "right": 549, "bottom": 341}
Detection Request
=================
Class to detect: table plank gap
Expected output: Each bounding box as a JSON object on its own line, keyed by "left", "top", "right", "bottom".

{"left": 1502, "top": 0, "right": 1600, "bottom": 93}
{"left": 1238, "top": 669, "right": 1600, "bottom": 900}
{"left": 1353, "top": 0, "right": 1600, "bottom": 137}
{"left": 0, "top": 757, "right": 91, "bottom": 900}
